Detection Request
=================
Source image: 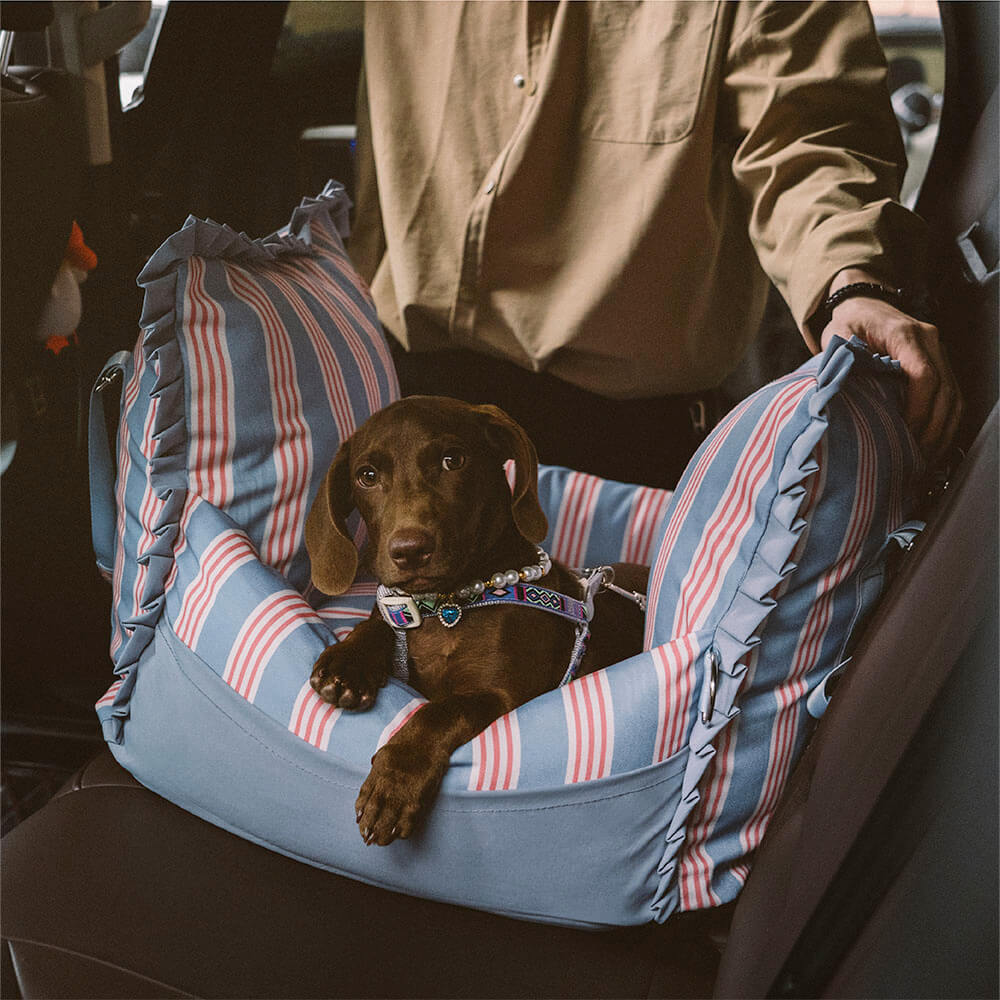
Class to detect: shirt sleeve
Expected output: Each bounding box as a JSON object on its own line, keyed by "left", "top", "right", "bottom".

{"left": 348, "top": 59, "right": 387, "bottom": 287}
{"left": 724, "top": 1, "right": 929, "bottom": 349}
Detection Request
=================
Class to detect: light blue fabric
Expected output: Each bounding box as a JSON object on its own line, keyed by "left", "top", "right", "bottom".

{"left": 92, "top": 185, "right": 922, "bottom": 926}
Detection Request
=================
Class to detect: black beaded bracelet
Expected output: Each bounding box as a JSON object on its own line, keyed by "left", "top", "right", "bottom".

{"left": 810, "top": 281, "right": 907, "bottom": 333}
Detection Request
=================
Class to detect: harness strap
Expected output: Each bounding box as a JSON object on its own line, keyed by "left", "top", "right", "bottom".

{"left": 376, "top": 568, "right": 609, "bottom": 687}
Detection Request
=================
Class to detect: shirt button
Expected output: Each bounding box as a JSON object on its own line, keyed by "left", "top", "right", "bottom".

{"left": 513, "top": 73, "right": 526, "bottom": 89}
{"left": 484, "top": 180, "right": 496, "bottom": 194}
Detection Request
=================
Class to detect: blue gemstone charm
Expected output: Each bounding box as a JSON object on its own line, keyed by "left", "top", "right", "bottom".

{"left": 438, "top": 602, "right": 462, "bottom": 628}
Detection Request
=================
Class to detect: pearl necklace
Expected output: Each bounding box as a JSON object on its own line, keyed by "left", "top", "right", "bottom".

{"left": 376, "top": 547, "right": 558, "bottom": 634}
{"left": 453, "top": 546, "right": 552, "bottom": 601}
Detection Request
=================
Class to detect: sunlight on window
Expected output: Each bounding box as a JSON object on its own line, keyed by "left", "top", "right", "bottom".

{"left": 870, "top": 0, "right": 944, "bottom": 206}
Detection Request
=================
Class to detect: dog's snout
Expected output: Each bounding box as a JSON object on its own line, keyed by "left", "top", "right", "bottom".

{"left": 388, "top": 529, "right": 436, "bottom": 570}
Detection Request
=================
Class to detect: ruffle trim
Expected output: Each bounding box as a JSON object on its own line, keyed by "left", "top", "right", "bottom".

{"left": 100, "top": 182, "right": 352, "bottom": 744}
{"left": 649, "top": 336, "right": 901, "bottom": 921}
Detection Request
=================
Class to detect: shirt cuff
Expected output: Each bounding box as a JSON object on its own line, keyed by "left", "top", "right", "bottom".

{"left": 787, "top": 199, "right": 928, "bottom": 351}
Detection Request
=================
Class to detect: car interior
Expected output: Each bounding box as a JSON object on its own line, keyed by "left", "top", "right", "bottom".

{"left": 1, "top": 2, "right": 997, "bottom": 997}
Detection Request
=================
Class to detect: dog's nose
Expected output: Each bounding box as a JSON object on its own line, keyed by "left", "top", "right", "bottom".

{"left": 388, "top": 529, "right": 435, "bottom": 570}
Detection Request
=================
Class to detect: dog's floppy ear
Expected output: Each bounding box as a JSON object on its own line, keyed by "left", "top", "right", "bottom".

{"left": 477, "top": 404, "right": 548, "bottom": 543}
{"left": 305, "top": 441, "right": 358, "bottom": 595}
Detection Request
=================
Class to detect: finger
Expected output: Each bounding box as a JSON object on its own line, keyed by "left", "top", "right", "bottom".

{"left": 890, "top": 332, "right": 938, "bottom": 439}
{"left": 905, "top": 329, "right": 961, "bottom": 460}
{"left": 819, "top": 300, "right": 963, "bottom": 462}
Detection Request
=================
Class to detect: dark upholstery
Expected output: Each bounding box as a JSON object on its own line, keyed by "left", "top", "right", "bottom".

{"left": 2, "top": 752, "right": 726, "bottom": 999}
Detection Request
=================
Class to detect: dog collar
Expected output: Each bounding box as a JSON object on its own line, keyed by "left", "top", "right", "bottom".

{"left": 376, "top": 547, "right": 553, "bottom": 630}
{"left": 375, "top": 549, "right": 607, "bottom": 687}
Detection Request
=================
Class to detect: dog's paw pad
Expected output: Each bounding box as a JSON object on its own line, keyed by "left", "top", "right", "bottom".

{"left": 310, "top": 664, "right": 379, "bottom": 711}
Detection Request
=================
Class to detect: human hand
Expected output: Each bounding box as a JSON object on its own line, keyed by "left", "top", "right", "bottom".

{"left": 818, "top": 272, "right": 962, "bottom": 464}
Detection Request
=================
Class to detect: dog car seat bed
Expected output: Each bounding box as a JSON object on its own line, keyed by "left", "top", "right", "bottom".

{"left": 89, "top": 184, "right": 922, "bottom": 929}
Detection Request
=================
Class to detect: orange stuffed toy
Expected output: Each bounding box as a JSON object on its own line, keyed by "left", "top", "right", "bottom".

{"left": 34, "top": 221, "right": 98, "bottom": 355}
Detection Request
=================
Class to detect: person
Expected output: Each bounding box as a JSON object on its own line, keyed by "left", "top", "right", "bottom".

{"left": 349, "top": 0, "right": 961, "bottom": 489}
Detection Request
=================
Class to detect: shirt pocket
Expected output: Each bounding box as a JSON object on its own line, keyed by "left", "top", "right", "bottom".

{"left": 579, "top": 1, "right": 718, "bottom": 145}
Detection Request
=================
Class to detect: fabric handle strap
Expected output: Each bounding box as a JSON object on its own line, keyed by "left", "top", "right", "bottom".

{"left": 89, "top": 350, "right": 131, "bottom": 574}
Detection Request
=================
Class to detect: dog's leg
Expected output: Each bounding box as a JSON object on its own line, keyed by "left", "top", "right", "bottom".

{"left": 310, "top": 613, "right": 395, "bottom": 710}
{"left": 355, "top": 691, "right": 509, "bottom": 845}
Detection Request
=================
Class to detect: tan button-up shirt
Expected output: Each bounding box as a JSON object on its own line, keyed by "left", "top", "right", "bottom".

{"left": 353, "top": 0, "right": 926, "bottom": 398}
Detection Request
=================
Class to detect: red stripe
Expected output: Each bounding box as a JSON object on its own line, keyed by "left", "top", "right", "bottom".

{"left": 644, "top": 391, "right": 761, "bottom": 647}
{"left": 236, "top": 601, "right": 316, "bottom": 699}
{"left": 225, "top": 592, "right": 315, "bottom": 697}
{"left": 652, "top": 646, "right": 671, "bottom": 762}
{"left": 568, "top": 683, "right": 584, "bottom": 783}
{"left": 745, "top": 397, "right": 878, "bottom": 843}
{"left": 653, "top": 634, "right": 695, "bottom": 762}
{"left": 228, "top": 271, "right": 301, "bottom": 560}
{"left": 624, "top": 486, "right": 671, "bottom": 564}
{"left": 95, "top": 679, "right": 123, "bottom": 709}
{"left": 297, "top": 260, "right": 381, "bottom": 407}
{"left": 292, "top": 684, "right": 340, "bottom": 748}
{"left": 268, "top": 270, "right": 355, "bottom": 439}
{"left": 680, "top": 723, "right": 736, "bottom": 910}
{"left": 307, "top": 224, "right": 396, "bottom": 393}
{"left": 676, "top": 381, "right": 809, "bottom": 635}
{"left": 378, "top": 700, "right": 426, "bottom": 749}
{"left": 733, "top": 449, "right": 830, "bottom": 855}
{"left": 228, "top": 269, "right": 312, "bottom": 574}
{"left": 572, "top": 475, "right": 601, "bottom": 567}
{"left": 680, "top": 420, "right": 819, "bottom": 900}
{"left": 282, "top": 253, "right": 391, "bottom": 412}
{"left": 226, "top": 593, "right": 289, "bottom": 694}
{"left": 316, "top": 604, "right": 372, "bottom": 619}
{"left": 294, "top": 686, "right": 323, "bottom": 742}
{"left": 590, "top": 674, "right": 611, "bottom": 778}
{"left": 580, "top": 677, "right": 597, "bottom": 781}
{"left": 175, "top": 532, "right": 255, "bottom": 647}
{"left": 676, "top": 382, "right": 821, "bottom": 908}
{"left": 489, "top": 719, "right": 502, "bottom": 790}
{"left": 502, "top": 714, "right": 515, "bottom": 789}
{"left": 552, "top": 475, "right": 582, "bottom": 565}
{"left": 187, "top": 256, "right": 232, "bottom": 505}
{"left": 471, "top": 734, "right": 484, "bottom": 791}
{"left": 181, "top": 536, "right": 253, "bottom": 643}
{"left": 185, "top": 256, "right": 210, "bottom": 498}
{"left": 235, "top": 604, "right": 317, "bottom": 700}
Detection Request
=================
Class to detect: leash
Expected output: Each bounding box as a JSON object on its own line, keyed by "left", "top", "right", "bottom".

{"left": 375, "top": 549, "right": 644, "bottom": 687}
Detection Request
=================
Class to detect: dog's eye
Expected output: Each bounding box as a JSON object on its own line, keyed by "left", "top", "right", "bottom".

{"left": 356, "top": 465, "right": 379, "bottom": 488}
{"left": 441, "top": 451, "right": 466, "bottom": 472}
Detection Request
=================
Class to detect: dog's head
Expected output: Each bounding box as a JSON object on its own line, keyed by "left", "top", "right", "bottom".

{"left": 305, "top": 396, "right": 548, "bottom": 595}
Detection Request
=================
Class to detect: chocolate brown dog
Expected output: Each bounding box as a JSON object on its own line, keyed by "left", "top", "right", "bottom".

{"left": 305, "top": 396, "right": 647, "bottom": 845}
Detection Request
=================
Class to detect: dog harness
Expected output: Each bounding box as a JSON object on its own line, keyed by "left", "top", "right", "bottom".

{"left": 376, "top": 547, "right": 644, "bottom": 687}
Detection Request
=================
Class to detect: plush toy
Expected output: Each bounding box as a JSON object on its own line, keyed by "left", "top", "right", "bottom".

{"left": 34, "top": 221, "right": 97, "bottom": 355}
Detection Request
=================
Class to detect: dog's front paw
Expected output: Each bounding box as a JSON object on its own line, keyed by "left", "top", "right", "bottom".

{"left": 310, "top": 644, "right": 386, "bottom": 710}
{"left": 355, "top": 744, "right": 446, "bottom": 846}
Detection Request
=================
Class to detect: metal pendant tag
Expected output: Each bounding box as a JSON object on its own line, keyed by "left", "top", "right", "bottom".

{"left": 377, "top": 593, "right": 423, "bottom": 629}
{"left": 438, "top": 602, "right": 462, "bottom": 628}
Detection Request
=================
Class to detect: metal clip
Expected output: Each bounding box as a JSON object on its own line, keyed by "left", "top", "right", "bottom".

{"left": 590, "top": 565, "right": 648, "bottom": 612}
{"left": 94, "top": 368, "right": 123, "bottom": 393}
{"left": 689, "top": 399, "right": 708, "bottom": 439}
{"left": 701, "top": 648, "right": 719, "bottom": 724}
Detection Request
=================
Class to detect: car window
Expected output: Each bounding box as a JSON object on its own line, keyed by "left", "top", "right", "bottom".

{"left": 870, "top": 0, "right": 945, "bottom": 207}
{"left": 117, "top": 0, "right": 167, "bottom": 108}
{"left": 271, "top": 1, "right": 365, "bottom": 204}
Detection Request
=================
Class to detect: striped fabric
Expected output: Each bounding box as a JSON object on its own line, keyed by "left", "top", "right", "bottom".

{"left": 94, "top": 185, "right": 919, "bottom": 928}
{"left": 643, "top": 339, "right": 921, "bottom": 918}
{"left": 99, "top": 183, "right": 398, "bottom": 739}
